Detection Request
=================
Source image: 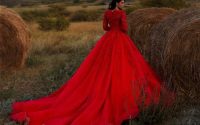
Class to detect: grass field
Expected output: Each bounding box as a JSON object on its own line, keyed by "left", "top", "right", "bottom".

{"left": 0, "top": 17, "right": 104, "bottom": 124}
{"left": 0, "top": 1, "right": 199, "bottom": 125}
{"left": 13, "top": 4, "right": 107, "bottom": 13}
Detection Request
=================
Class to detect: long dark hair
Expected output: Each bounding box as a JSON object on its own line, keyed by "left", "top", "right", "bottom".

{"left": 108, "top": 0, "right": 123, "bottom": 10}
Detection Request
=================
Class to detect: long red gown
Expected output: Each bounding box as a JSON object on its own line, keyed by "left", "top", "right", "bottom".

{"left": 10, "top": 9, "right": 176, "bottom": 125}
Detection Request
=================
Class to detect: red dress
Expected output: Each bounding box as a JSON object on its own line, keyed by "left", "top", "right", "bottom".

{"left": 10, "top": 9, "right": 176, "bottom": 125}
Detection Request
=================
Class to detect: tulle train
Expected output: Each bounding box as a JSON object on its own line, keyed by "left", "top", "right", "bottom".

{"left": 10, "top": 30, "right": 176, "bottom": 125}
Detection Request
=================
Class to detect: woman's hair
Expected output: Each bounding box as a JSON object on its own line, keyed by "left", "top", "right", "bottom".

{"left": 108, "top": 0, "right": 123, "bottom": 10}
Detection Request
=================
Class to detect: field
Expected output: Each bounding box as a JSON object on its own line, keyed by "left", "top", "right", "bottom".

{"left": 0, "top": 5, "right": 104, "bottom": 123}
{"left": 0, "top": 1, "right": 200, "bottom": 125}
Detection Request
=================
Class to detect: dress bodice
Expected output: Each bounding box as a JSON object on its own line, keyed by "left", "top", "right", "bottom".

{"left": 103, "top": 9, "right": 128, "bottom": 33}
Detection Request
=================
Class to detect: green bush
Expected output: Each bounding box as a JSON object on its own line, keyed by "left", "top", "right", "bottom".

{"left": 19, "top": 5, "right": 71, "bottom": 22}
{"left": 19, "top": 10, "right": 50, "bottom": 22}
{"left": 69, "top": 10, "right": 88, "bottom": 22}
{"left": 69, "top": 9, "right": 102, "bottom": 22}
{"left": 37, "top": 17, "right": 70, "bottom": 31}
{"left": 140, "top": 0, "right": 190, "bottom": 9}
{"left": 38, "top": 18, "right": 55, "bottom": 31}
{"left": 48, "top": 4, "right": 71, "bottom": 17}
{"left": 55, "top": 17, "right": 70, "bottom": 31}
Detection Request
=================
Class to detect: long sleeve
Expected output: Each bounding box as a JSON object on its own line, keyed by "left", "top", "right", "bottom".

{"left": 103, "top": 11, "right": 110, "bottom": 31}
{"left": 120, "top": 11, "right": 128, "bottom": 33}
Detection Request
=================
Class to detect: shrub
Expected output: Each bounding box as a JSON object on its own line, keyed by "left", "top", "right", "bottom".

{"left": 69, "top": 9, "right": 102, "bottom": 22}
{"left": 55, "top": 17, "right": 70, "bottom": 31}
{"left": 38, "top": 17, "right": 70, "bottom": 31}
{"left": 19, "top": 10, "right": 50, "bottom": 22}
{"left": 38, "top": 18, "right": 55, "bottom": 31}
{"left": 48, "top": 4, "right": 71, "bottom": 17}
{"left": 69, "top": 10, "right": 88, "bottom": 22}
{"left": 19, "top": 5, "right": 71, "bottom": 22}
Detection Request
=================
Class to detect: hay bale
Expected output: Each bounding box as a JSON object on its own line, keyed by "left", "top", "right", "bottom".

{"left": 149, "top": 7, "right": 200, "bottom": 99}
{"left": 127, "top": 7, "right": 176, "bottom": 61}
{"left": 0, "top": 6, "right": 30, "bottom": 70}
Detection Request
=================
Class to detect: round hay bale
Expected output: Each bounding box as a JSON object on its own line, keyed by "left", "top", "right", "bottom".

{"left": 149, "top": 7, "right": 200, "bottom": 99}
{"left": 127, "top": 7, "right": 176, "bottom": 61}
{"left": 0, "top": 6, "right": 30, "bottom": 70}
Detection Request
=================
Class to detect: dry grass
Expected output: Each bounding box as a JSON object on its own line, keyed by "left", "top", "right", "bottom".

{"left": 127, "top": 7, "right": 176, "bottom": 62}
{"left": 1, "top": 4, "right": 199, "bottom": 125}
{"left": 13, "top": 4, "right": 106, "bottom": 13}
{"left": 66, "top": 5, "right": 106, "bottom": 12}
{"left": 0, "top": 19, "right": 104, "bottom": 124}
{"left": 30, "top": 21, "right": 102, "bottom": 55}
{"left": 149, "top": 7, "right": 200, "bottom": 102}
{"left": 0, "top": 6, "right": 30, "bottom": 70}
{"left": 13, "top": 5, "right": 50, "bottom": 12}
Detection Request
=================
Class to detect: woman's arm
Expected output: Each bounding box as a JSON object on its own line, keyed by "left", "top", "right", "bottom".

{"left": 120, "top": 11, "right": 128, "bottom": 33}
{"left": 103, "top": 11, "right": 110, "bottom": 31}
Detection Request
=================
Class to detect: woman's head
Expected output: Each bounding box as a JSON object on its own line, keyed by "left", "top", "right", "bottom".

{"left": 108, "top": 0, "right": 125, "bottom": 10}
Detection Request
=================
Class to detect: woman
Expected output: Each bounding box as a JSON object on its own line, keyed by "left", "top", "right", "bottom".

{"left": 10, "top": 0, "right": 176, "bottom": 125}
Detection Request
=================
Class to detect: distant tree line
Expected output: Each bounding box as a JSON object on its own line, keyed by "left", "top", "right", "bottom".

{"left": 0, "top": 0, "right": 69, "bottom": 7}
{"left": 0, "top": 0, "right": 19, "bottom": 7}
{"left": 0, "top": 0, "right": 137, "bottom": 7}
